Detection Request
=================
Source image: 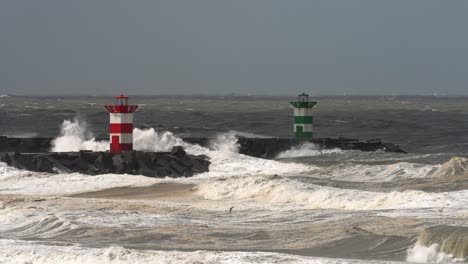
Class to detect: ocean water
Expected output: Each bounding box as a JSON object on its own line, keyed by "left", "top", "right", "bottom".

{"left": 1, "top": 95, "right": 468, "bottom": 263}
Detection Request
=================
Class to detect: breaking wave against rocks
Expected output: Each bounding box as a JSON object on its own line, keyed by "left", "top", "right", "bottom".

{"left": 51, "top": 119, "right": 109, "bottom": 152}
{"left": 276, "top": 143, "right": 343, "bottom": 158}
{"left": 0, "top": 119, "right": 311, "bottom": 196}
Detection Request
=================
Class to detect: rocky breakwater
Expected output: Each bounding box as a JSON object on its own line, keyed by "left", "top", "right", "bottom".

{"left": 0, "top": 136, "right": 52, "bottom": 153}
{"left": 0, "top": 136, "right": 406, "bottom": 161}
{"left": 184, "top": 137, "right": 407, "bottom": 159}
{"left": 0, "top": 146, "right": 210, "bottom": 178}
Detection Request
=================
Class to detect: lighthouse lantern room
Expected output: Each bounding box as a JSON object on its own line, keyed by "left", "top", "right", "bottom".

{"left": 105, "top": 94, "right": 139, "bottom": 153}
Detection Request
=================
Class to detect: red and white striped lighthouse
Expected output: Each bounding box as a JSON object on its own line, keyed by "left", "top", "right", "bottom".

{"left": 104, "top": 94, "right": 139, "bottom": 153}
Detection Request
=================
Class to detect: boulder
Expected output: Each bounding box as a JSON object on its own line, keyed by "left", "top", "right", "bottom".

{"left": 137, "top": 159, "right": 154, "bottom": 177}
{"left": 0, "top": 150, "right": 210, "bottom": 178}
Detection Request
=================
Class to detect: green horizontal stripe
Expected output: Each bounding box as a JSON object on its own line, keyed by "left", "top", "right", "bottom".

{"left": 295, "top": 131, "right": 313, "bottom": 139}
{"left": 294, "top": 116, "right": 313, "bottom": 124}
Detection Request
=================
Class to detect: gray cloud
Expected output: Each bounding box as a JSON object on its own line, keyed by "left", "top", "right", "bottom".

{"left": 1, "top": 0, "right": 468, "bottom": 95}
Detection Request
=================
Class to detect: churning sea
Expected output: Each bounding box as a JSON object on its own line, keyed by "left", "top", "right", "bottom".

{"left": 1, "top": 95, "right": 468, "bottom": 263}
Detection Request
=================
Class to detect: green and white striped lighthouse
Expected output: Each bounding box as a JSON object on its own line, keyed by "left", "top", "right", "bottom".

{"left": 290, "top": 93, "right": 317, "bottom": 139}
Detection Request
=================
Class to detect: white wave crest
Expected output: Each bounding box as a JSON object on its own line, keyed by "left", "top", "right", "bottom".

{"left": 49, "top": 120, "right": 310, "bottom": 178}
{"left": 227, "top": 130, "right": 273, "bottom": 138}
{"left": 209, "top": 132, "right": 240, "bottom": 154}
{"left": 133, "top": 128, "right": 185, "bottom": 152}
{"left": 407, "top": 243, "right": 459, "bottom": 263}
{"left": 196, "top": 175, "right": 453, "bottom": 210}
{"left": 188, "top": 131, "right": 310, "bottom": 179}
{"left": 432, "top": 157, "right": 468, "bottom": 178}
{"left": 0, "top": 163, "right": 160, "bottom": 196}
{"left": 0, "top": 239, "right": 396, "bottom": 264}
{"left": 50, "top": 119, "right": 189, "bottom": 153}
{"left": 277, "top": 143, "right": 342, "bottom": 158}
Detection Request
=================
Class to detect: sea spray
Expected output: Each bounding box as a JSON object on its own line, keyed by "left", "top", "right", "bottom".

{"left": 51, "top": 119, "right": 108, "bottom": 152}
{"left": 407, "top": 226, "right": 468, "bottom": 262}
{"left": 276, "top": 143, "right": 342, "bottom": 158}
{"left": 51, "top": 119, "right": 187, "bottom": 153}
{"left": 208, "top": 131, "right": 240, "bottom": 154}
{"left": 407, "top": 243, "right": 457, "bottom": 263}
{"left": 48, "top": 119, "right": 311, "bottom": 179}
{"left": 133, "top": 128, "right": 185, "bottom": 152}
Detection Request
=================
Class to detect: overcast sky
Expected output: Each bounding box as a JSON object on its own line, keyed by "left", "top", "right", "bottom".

{"left": 1, "top": 1, "right": 467, "bottom": 95}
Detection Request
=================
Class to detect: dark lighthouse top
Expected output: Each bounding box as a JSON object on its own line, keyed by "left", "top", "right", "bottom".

{"left": 105, "top": 94, "right": 139, "bottom": 113}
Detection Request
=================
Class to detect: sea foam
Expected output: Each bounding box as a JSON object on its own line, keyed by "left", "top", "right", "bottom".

{"left": 407, "top": 243, "right": 458, "bottom": 263}
{"left": 276, "top": 143, "right": 343, "bottom": 158}
{"left": 0, "top": 239, "right": 399, "bottom": 264}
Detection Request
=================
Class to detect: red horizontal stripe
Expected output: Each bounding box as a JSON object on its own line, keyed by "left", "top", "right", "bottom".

{"left": 110, "top": 143, "right": 133, "bottom": 153}
{"left": 110, "top": 123, "right": 133, "bottom": 133}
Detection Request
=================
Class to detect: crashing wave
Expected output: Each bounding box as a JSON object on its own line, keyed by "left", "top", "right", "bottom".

{"left": 432, "top": 157, "right": 468, "bottom": 178}
{"left": 51, "top": 119, "right": 108, "bottom": 152}
{"left": 227, "top": 130, "right": 273, "bottom": 139}
{"left": 407, "top": 243, "right": 457, "bottom": 263}
{"left": 0, "top": 120, "right": 311, "bottom": 196}
{"left": 276, "top": 143, "right": 342, "bottom": 158}
{"left": 0, "top": 162, "right": 160, "bottom": 196}
{"left": 407, "top": 225, "right": 468, "bottom": 263}
{"left": 133, "top": 128, "right": 186, "bottom": 152}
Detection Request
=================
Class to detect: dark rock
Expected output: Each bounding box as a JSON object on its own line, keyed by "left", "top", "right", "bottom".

{"left": 0, "top": 152, "right": 11, "bottom": 165}
{"left": 0, "top": 136, "right": 6, "bottom": 146}
{"left": 45, "top": 155, "right": 73, "bottom": 173}
{"left": 169, "top": 159, "right": 185, "bottom": 176}
{"left": 174, "top": 156, "right": 193, "bottom": 167}
{"left": 155, "top": 154, "right": 171, "bottom": 168}
{"left": 137, "top": 159, "right": 154, "bottom": 177}
{"left": 191, "top": 158, "right": 210, "bottom": 173}
{"left": 170, "top": 146, "right": 186, "bottom": 157}
{"left": 382, "top": 143, "right": 407, "bottom": 154}
{"left": 33, "top": 155, "right": 54, "bottom": 172}
{"left": 94, "top": 154, "right": 111, "bottom": 173}
{"left": 112, "top": 154, "right": 126, "bottom": 174}
{"left": 85, "top": 164, "right": 100, "bottom": 175}
{"left": 154, "top": 166, "right": 169, "bottom": 177}
{"left": 0, "top": 149, "right": 210, "bottom": 178}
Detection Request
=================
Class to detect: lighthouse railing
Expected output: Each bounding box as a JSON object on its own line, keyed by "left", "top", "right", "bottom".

{"left": 105, "top": 105, "right": 139, "bottom": 113}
